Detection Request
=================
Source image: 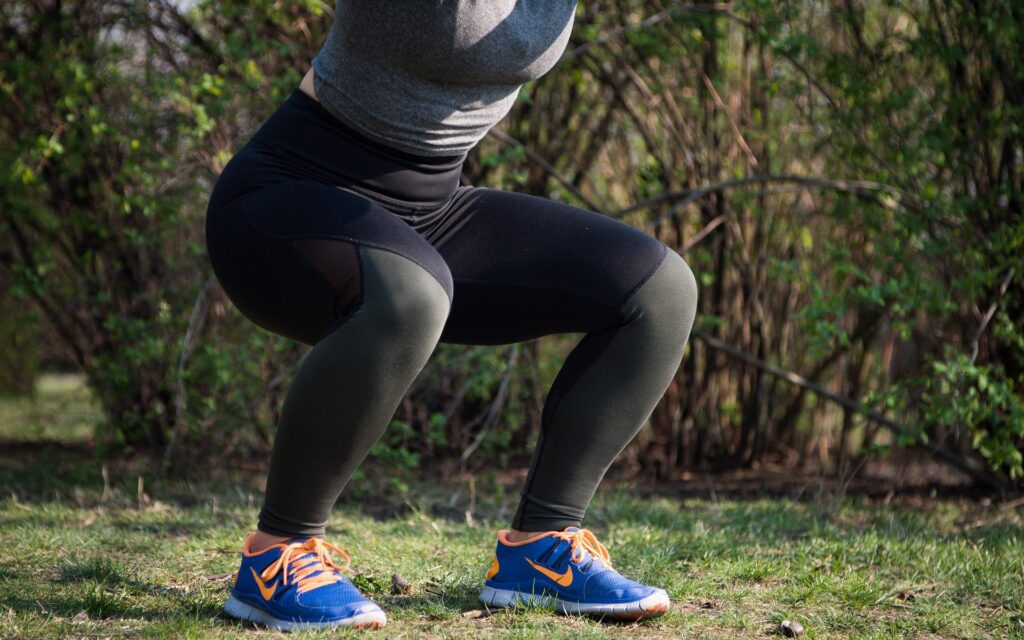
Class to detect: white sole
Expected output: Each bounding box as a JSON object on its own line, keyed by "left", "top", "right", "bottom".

{"left": 224, "top": 595, "right": 387, "bottom": 631}
{"left": 479, "top": 586, "right": 670, "bottom": 620}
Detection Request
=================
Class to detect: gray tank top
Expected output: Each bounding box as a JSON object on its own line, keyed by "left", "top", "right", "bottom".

{"left": 311, "top": 1, "right": 578, "bottom": 157}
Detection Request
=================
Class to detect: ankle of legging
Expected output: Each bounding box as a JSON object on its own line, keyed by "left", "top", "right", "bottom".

{"left": 511, "top": 493, "right": 584, "bottom": 532}
{"left": 257, "top": 503, "right": 328, "bottom": 538}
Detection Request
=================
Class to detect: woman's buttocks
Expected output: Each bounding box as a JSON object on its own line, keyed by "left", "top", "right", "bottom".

{"left": 203, "top": 88, "right": 464, "bottom": 344}
{"left": 205, "top": 139, "right": 301, "bottom": 217}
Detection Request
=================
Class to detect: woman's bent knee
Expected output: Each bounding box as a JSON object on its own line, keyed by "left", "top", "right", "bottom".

{"left": 624, "top": 246, "right": 699, "bottom": 345}
{"left": 354, "top": 246, "right": 452, "bottom": 340}
{"left": 662, "top": 249, "right": 699, "bottom": 321}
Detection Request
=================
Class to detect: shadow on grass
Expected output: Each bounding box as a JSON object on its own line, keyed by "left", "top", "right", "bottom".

{"left": 381, "top": 588, "right": 668, "bottom": 629}
{"left": 1, "top": 592, "right": 226, "bottom": 623}
{"left": 0, "top": 560, "right": 227, "bottom": 623}
{"left": 384, "top": 588, "right": 481, "bottom": 612}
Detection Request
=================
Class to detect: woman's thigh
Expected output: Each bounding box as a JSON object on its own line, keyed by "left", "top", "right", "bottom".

{"left": 205, "top": 176, "right": 453, "bottom": 346}
{"left": 433, "top": 187, "right": 669, "bottom": 345}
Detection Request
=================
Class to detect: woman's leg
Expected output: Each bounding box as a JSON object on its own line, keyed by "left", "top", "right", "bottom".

{"left": 432, "top": 187, "right": 698, "bottom": 531}
{"left": 206, "top": 176, "right": 453, "bottom": 538}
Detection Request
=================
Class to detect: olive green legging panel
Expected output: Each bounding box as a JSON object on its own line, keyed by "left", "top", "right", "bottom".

{"left": 205, "top": 180, "right": 699, "bottom": 536}
{"left": 257, "top": 247, "right": 696, "bottom": 535}
{"left": 258, "top": 247, "right": 451, "bottom": 535}
{"left": 252, "top": 247, "right": 696, "bottom": 536}
{"left": 512, "top": 249, "right": 697, "bottom": 530}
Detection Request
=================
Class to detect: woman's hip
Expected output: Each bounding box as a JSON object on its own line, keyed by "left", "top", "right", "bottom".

{"left": 218, "top": 88, "right": 466, "bottom": 210}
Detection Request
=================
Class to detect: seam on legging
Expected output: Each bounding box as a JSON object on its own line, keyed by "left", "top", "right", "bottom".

{"left": 312, "top": 244, "right": 367, "bottom": 343}
{"left": 284, "top": 237, "right": 352, "bottom": 317}
{"left": 356, "top": 243, "right": 365, "bottom": 321}
{"left": 514, "top": 430, "right": 544, "bottom": 529}
{"left": 614, "top": 241, "right": 669, "bottom": 311}
{"left": 211, "top": 166, "right": 318, "bottom": 218}
{"left": 213, "top": 177, "right": 405, "bottom": 253}
{"left": 336, "top": 183, "right": 455, "bottom": 215}
{"left": 242, "top": 219, "right": 452, "bottom": 306}
{"left": 251, "top": 138, "right": 459, "bottom": 213}
{"left": 216, "top": 178, "right": 450, "bottom": 301}
{"left": 515, "top": 492, "right": 585, "bottom": 523}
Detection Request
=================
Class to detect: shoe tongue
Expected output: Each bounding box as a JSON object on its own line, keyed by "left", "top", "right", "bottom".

{"left": 588, "top": 556, "right": 609, "bottom": 571}
{"left": 555, "top": 528, "right": 588, "bottom": 563}
{"left": 258, "top": 536, "right": 312, "bottom": 554}
{"left": 558, "top": 527, "right": 607, "bottom": 568}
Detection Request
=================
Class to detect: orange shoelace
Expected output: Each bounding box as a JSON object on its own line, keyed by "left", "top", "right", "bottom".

{"left": 258, "top": 537, "right": 351, "bottom": 594}
{"left": 551, "top": 528, "right": 613, "bottom": 567}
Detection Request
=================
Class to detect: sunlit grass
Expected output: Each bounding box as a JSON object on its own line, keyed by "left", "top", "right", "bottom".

{"left": 0, "top": 379, "right": 1021, "bottom": 638}
{"left": 2, "top": 459, "right": 1022, "bottom": 639}
{"left": 0, "top": 373, "right": 100, "bottom": 442}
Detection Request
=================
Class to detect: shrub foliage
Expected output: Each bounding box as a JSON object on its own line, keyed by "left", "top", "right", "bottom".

{"left": 1, "top": 0, "right": 1020, "bottom": 483}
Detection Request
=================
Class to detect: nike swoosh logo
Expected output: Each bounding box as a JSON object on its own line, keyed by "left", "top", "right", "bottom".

{"left": 525, "top": 558, "right": 573, "bottom": 587}
{"left": 250, "top": 567, "right": 277, "bottom": 600}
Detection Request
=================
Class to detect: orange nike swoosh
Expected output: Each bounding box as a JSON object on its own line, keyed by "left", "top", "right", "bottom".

{"left": 250, "top": 567, "right": 277, "bottom": 600}
{"left": 525, "top": 558, "right": 573, "bottom": 587}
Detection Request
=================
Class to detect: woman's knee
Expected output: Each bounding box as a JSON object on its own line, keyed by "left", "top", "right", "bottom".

{"left": 355, "top": 246, "right": 452, "bottom": 341}
{"left": 624, "top": 246, "right": 699, "bottom": 343}
{"left": 661, "top": 249, "right": 699, "bottom": 321}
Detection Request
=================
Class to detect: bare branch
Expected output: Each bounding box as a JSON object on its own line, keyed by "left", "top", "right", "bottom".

{"left": 970, "top": 266, "right": 1016, "bottom": 363}
{"left": 692, "top": 330, "right": 1007, "bottom": 489}
{"left": 608, "top": 173, "right": 905, "bottom": 229}
{"left": 486, "top": 127, "right": 603, "bottom": 212}
{"left": 163, "top": 275, "right": 217, "bottom": 472}
{"left": 461, "top": 345, "right": 520, "bottom": 464}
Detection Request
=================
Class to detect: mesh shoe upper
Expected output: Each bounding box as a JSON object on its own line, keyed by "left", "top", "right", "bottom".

{"left": 485, "top": 526, "right": 661, "bottom": 605}
{"left": 231, "top": 535, "right": 381, "bottom": 622}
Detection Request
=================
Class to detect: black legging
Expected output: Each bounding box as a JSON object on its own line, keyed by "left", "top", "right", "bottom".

{"left": 205, "top": 89, "right": 698, "bottom": 537}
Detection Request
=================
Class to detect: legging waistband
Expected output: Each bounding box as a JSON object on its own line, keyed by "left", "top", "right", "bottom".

{"left": 250, "top": 88, "right": 466, "bottom": 208}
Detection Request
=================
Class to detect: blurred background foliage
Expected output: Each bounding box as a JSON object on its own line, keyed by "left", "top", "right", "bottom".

{"left": 1, "top": 0, "right": 1021, "bottom": 490}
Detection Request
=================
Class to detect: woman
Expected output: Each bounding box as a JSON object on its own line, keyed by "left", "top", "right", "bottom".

{"left": 205, "top": 1, "right": 698, "bottom": 631}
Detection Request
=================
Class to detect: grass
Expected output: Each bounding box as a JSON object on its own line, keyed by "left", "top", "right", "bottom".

{"left": 1, "top": 378, "right": 1022, "bottom": 638}
{"left": 0, "top": 373, "right": 101, "bottom": 442}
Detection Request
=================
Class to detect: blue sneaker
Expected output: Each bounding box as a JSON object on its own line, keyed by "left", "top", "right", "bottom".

{"left": 224, "top": 534, "right": 387, "bottom": 630}
{"left": 479, "top": 527, "right": 670, "bottom": 620}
